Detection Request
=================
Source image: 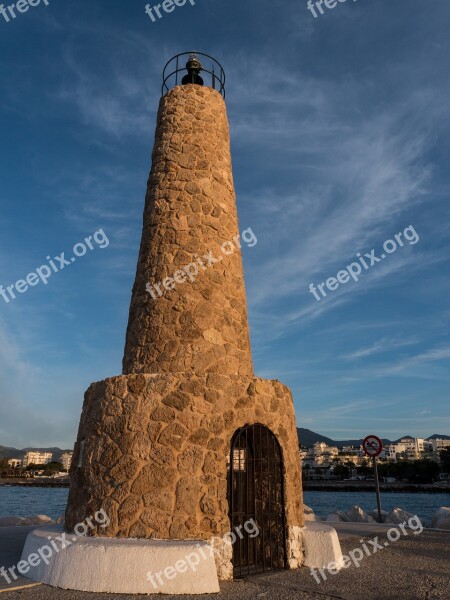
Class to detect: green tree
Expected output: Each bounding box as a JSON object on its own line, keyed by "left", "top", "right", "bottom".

{"left": 440, "top": 448, "right": 450, "bottom": 472}
{"left": 0, "top": 458, "right": 10, "bottom": 477}
{"left": 333, "top": 464, "right": 350, "bottom": 480}
{"left": 42, "top": 462, "right": 63, "bottom": 475}
{"left": 356, "top": 459, "right": 372, "bottom": 477}
{"left": 411, "top": 459, "right": 440, "bottom": 483}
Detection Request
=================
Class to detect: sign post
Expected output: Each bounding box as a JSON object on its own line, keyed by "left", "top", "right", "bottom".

{"left": 362, "top": 434, "right": 383, "bottom": 523}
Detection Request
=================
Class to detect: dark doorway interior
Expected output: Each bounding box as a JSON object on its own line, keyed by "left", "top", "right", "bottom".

{"left": 228, "top": 424, "right": 287, "bottom": 577}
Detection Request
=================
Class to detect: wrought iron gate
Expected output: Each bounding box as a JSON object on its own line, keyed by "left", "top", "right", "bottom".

{"left": 228, "top": 424, "right": 287, "bottom": 577}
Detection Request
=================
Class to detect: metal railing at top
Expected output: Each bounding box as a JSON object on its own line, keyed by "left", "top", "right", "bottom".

{"left": 161, "top": 51, "right": 226, "bottom": 98}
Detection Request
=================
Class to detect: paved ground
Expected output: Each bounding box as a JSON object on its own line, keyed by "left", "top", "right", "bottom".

{"left": 0, "top": 525, "right": 448, "bottom": 599}
{"left": 0, "top": 527, "right": 38, "bottom": 593}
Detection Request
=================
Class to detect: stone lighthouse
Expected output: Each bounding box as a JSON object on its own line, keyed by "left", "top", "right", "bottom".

{"left": 64, "top": 52, "right": 305, "bottom": 591}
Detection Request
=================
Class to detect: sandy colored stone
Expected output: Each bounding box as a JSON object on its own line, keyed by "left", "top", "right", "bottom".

{"left": 159, "top": 422, "right": 188, "bottom": 450}
{"left": 65, "top": 86, "right": 304, "bottom": 579}
{"left": 131, "top": 463, "right": 176, "bottom": 495}
{"left": 122, "top": 86, "right": 253, "bottom": 377}
{"left": 66, "top": 374, "right": 303, "bottom": 547}
{"left": 118, "top": 496, "right": 143, "bottom": 527}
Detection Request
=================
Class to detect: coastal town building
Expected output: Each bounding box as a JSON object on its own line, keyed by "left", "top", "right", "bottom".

{"left": 21, "top": 451, "right": 53, "bottom": 467}
{"left": 312, "top": 442, "right": 339, "bottom": 463}
{"left": 7, "top": 458, "right": 21, "bottom": 468}
{"left": 59, "top": 452, "right": 73, "bottom": 471}
{"left": 300, "top": 435, "right": 450, "bottom": 479}
{"left": 386, "top": 437, "right": 430, "bottom": 461}
{"left": 430, "top": 438, "right": 450, "bottom": 456}
{"left": 300, "top": 442, "right": 365, "bottom": 479}
{"left": 386, "top": 437, "right": 450, "bottom": 462}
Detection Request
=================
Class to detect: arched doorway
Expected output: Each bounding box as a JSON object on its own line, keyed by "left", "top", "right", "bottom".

{"left": 228, "top": 424, "right": 287, "bottom": 577}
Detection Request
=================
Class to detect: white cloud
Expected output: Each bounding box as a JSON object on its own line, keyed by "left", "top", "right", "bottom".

{"left": 342, "top": 337, "right": 419, "bottom": 360}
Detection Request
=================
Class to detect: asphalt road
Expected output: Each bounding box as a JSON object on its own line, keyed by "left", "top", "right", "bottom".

{"left": 0, "top": 526, "right": 448, "bottom": 599}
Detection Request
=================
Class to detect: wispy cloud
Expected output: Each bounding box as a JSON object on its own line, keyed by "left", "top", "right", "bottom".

{"left": 342, "top": 337, "right": 419, "bottom": 360}
{"left": 230, "top": 67, "right": 434, "bottom": 320}
{"left": 384, "top": 346, "right": 450, "bottom": 374}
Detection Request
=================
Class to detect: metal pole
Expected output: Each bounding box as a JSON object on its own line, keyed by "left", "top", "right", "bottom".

{"left": 373, "top": 457, "right": 382, "bottom": 523}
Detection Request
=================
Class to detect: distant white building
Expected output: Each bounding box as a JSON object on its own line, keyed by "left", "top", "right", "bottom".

{"left": 301, "top": 442, "right": 367, "bottom": 479}
{"left": 312, "top": 442, "right": 339, "bottom": 464}
{"left": 22, "top": 451, "right": 53, "bottom": 467}
{"left": 7, "top": 458, "right": 22, "bottom": 468}
{"left": 386, "top": 437, "right": 444, "bottom": 462}
{"left": 60, "top": 452, "right": 73, "bottom": 471}
{"left": 430, "top": 438, "right": 450, "bottom": 459}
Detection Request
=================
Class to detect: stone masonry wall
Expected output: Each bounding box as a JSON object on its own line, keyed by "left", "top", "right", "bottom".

{"left": 65, "top": 83, "right": 305, "bottom": 579}
{"left": 65, "top": 373, "right": 304, "bottom": 566}
{"left": 123, "top": 86, "right": 253, "bottom": 378}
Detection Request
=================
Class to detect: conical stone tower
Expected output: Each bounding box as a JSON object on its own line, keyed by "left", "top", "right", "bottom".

{"left": 66, "top": 53, "right": 304, "bottom": 582}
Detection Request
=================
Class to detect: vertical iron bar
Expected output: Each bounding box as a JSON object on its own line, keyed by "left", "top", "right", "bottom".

{"left": 266, "top": 425, "right": 271, "bottom": 570}
{"left": 238, "top": 435, "right": 241, "bottom": 576}
{"left": 252, "top": 426, "right": 260, "bottom": 572}
{"left": 260, "top": 425, "right": 265, "bottom": 573}
{"left": 279, "top": 439, "right": 287, "bottom": 569}
{"left": 244, "top": 428, "right": 247, "bottom": 576}
{"left": 230, "top": 436, "right": 234, "bottom": 576}
{"left": 275, "top": 437, "right": 279, "bottom": 569}
{"left": 175, "top": 55, "right": 179, "bottom": 87}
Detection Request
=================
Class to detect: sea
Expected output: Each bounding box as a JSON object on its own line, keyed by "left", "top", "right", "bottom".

{"left": 0, "top": 487, "right": 448, "bottom": 525}
{"left": 304, "top": 490, "right": 450, "bottom": 524}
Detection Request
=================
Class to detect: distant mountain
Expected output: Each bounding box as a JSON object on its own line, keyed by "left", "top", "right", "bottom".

{"left": 297, "top": 429, "right": 450, "bottom": 449}
{"left": 297, "top": 428, "right": 392, "bottom": 448}
{"left": 0, "top": 446, "right": 72, "bottom": 460}
{"left": 296, "top": 429, "right": 336, "bottom": 447}
{"left": 0, "top": 446, "right": 21, "bottom": 459}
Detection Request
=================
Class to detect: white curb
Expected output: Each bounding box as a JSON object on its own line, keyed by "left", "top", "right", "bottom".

{"left": 302, "top": 521, "right": 344, "bottom": 570}
{"left": 20, "top": 525, "right": 220, "bottom": 595}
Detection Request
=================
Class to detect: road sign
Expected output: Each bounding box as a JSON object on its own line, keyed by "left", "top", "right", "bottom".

{"left": 362, "top": 435, "right": 383, "bottom": 458}
{"left": 362, "top": 434, "right": 383, "bottom": 523}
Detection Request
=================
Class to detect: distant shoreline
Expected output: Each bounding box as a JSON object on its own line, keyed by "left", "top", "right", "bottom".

{"left": 303, "top": 481, "right": 450, "bottom": 493}
{"left": 1, "top": 479, "right": 449, "bottom": 493}
{"left": 0, "top": 479, "right": 69, "bottom": 488}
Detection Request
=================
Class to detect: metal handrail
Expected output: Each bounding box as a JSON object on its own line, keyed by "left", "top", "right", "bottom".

{"left": 161, "top": 51, "right": 226, "bottom": 98}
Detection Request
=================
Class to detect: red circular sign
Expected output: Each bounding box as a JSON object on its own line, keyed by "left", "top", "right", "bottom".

{"left": 362, "top": 435, "right": 383, "bottom": 458}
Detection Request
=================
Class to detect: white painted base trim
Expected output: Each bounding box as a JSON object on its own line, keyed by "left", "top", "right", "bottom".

{"left": 301, "top": 522, "right": 344, "bottom": 571}
{"left": 21, "top": 525, "right": 220, "bottom": 595}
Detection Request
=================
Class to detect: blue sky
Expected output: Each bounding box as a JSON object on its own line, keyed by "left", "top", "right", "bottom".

{"left": 0, "top": 0, "right": 449, "bottom": 448}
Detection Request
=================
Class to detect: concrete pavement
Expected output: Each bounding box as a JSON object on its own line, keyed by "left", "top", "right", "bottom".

{"left": 0, "top": 524, "right": 448, "bottom": 599}
{"left": 0, "top": 526, "right": 41, "bottom": 593}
